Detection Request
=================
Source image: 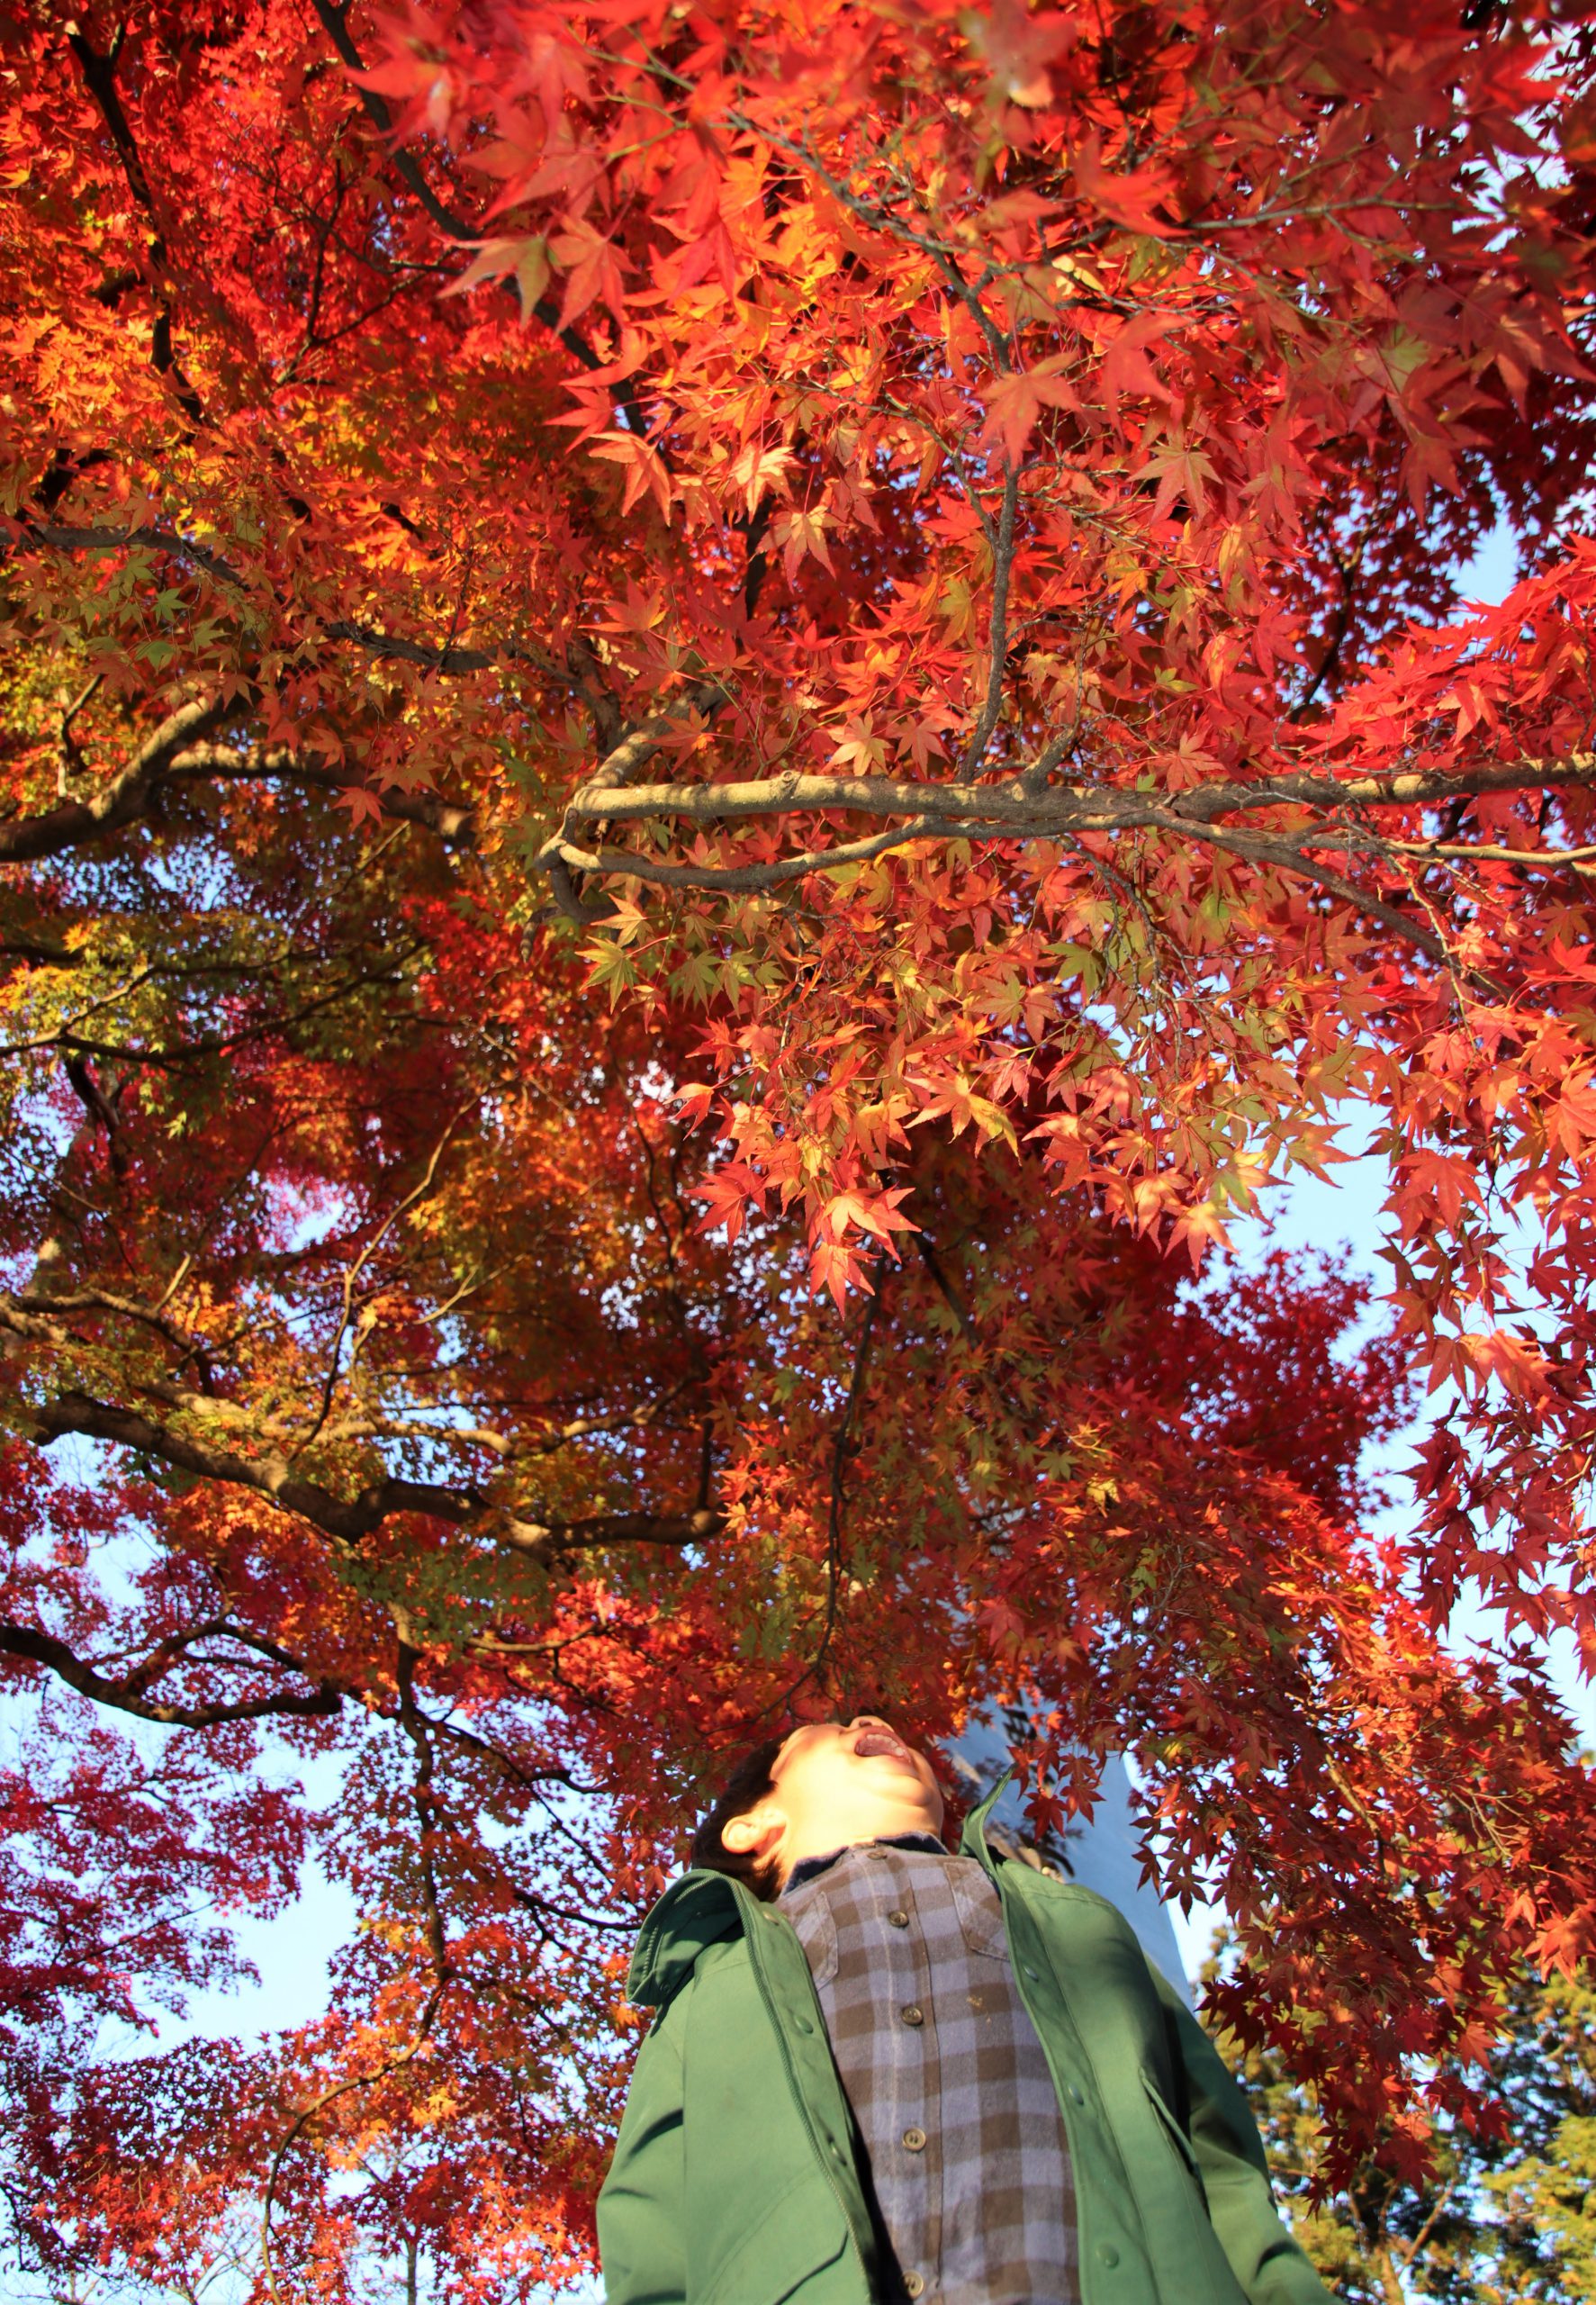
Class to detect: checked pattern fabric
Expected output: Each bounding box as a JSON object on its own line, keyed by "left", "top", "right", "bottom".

{"left": 780, "top": 1839, "right": 1081, "bottom": 2305}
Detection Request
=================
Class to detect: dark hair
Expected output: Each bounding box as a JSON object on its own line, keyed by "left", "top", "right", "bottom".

{"left": 690, "top": 1734, "right": 788, "bottom": 1902}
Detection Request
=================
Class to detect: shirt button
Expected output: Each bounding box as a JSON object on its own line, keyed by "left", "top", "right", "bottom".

{"left": 888, "top": 1909, "right": 910, "bottom": 1929}
{"left": 1097, "top": 2244, "right": 1121, "bottom": 2268}
{"left": 904, "top": 2278, "right": 925, "bottom": 2300}
{"left": 900, "top": 2004, "right": 924, "bottom": 2028}
{"left": 902, "top": 2127, "right": 927, "bottom": 2153}
{"left": 868, "top": 1847, "right": 890, "bottom": 1861}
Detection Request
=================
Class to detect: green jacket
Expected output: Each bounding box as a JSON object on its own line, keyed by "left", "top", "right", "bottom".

{"left": 597, "top": 1783, "right": 1330, "bottom": 2305}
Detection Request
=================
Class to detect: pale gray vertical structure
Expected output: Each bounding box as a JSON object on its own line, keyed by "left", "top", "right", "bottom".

{"left": 946, "top": 1711, "right": 1191, "bottom": 2007}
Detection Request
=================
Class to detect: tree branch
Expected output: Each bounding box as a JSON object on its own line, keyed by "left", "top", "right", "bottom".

{"left": 0, "top": 525, "right": 565, "bottom": 707}
{"left": 545, "top": 748, "right": 1596, "bottom": 839}
{"left": 958, "top": 466, "right": 1020, "bottom": 780}
{"left": 27, "top": 1387, "right": 722, "bottom": 1559}
{"left": 305, "top": 0, "right": 648, "bottom": 434}
{"left": 0, "top": 1617, "right": 343, "bottom": 1727}
{"left": 167, "top": 744, "right": 477, "bottom": 845}
{"left": 784, "top": 1246, "right": 891, "bottom": 1707}
{"left": 65, "top": 27, "right": 204, "bottom": 423}
{"left": 0, "top": 698, "right": 224, "bottom": 865}
{"left": 532, "top": 746, "right": 1596, "bottom": 963}
{"left": 395, "top": 1642, "right": 455, "bottom": 1984}
{"left": 4, "top": 730, "right": 477, "bottom": 860}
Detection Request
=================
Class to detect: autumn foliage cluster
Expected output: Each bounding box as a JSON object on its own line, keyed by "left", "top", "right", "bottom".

{"left": 4, "top": 0, "right": 1596, "bottom": 2292}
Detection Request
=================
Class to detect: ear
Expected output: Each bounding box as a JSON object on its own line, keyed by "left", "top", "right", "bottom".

{"left": 722, "top": 1803, "right": 783, "bottom": 1859}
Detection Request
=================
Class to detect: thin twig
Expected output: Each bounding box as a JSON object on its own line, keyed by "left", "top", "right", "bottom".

{"left": 788, "top": 1243, "right": 893, "bottom": 1704}
{"left": 293, "top": 1101, "right": 476, "bottom": 1456}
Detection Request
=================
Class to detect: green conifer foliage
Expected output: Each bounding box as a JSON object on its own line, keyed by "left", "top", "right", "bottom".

{"left": 1216, "top": 1947, "right": 1596, "bottom": 2302}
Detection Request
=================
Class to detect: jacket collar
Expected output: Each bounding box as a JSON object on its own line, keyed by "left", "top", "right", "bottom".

{"left": 627, "top": 1772, "right": 1015, "bottom": 2008}
{"left": 627, "top": 1867, "right": 750, "bottom": 2008}
{"left": 958, "top": 1769, "right": 1012, "bottom": 1875}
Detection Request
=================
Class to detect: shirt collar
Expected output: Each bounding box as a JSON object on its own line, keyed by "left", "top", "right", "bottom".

{"left": 780, "top": 1830, "right": 950, "bottom": 1896}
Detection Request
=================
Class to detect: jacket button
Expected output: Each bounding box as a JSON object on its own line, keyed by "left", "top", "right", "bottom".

{"left": 901, "top": 2004, "right": 924, "bottom": 2027}
{"left": 795, "top": 2016, "right": 814, "bottom": 2033}
{"left": 1097, "top": 2244, "right": 1121, "bottom": 2268}
{"left": 1023, "top": 1964, "right": 1040, "bottom": 1980}
{"left": 902, "top": 2127, "right": 927, "bottom": 2153}
{"left": 1068, "top": 2083, "right": 1085, "bottom": 2105}
{"left": 904, "top": 2278, "right": 925, "bottom": 2299}
{"left": 888, "top": 1909, "right": 910, "bottom": 1929}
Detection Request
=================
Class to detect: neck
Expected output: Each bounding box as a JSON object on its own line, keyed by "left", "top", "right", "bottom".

{"left": 781, "top": 1807, "right": 942, "bottom": 1879}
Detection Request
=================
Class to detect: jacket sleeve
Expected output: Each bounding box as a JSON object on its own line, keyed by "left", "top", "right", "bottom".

{"left": 596, "top": 1992, "right": 689, "bottom": 2305}
{"left": 1156, "top": 1975, "right": 1333, "bottom": 2305}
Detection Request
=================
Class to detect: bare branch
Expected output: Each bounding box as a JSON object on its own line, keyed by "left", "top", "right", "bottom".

{"left": 57, "top": 673, "right": 103, "bottom": 795}
{"left": 167, "top": 743, "right": 478, "bottom": 845}
{"left": 5, "top": 1281, "right": 211, "bottom": 1377}
{"left": 788, "top": 1244, "right": 891, "bottom": 1702}
{"left": 1191, "top": 822, "right": 1454, "bottom": 971}
{"left": 295, "top": 1105, "right": 475, "bottom": 1457}
{"left": 547, "top": 813, "right": 945, "bottom": 898}
{"left": 1384, "top": 837, "right": 1596, "bottom": 873}
{"left": 395, "top": 1642, "right": 455, "bottom": 1985}
{"left": 537, "top": 693, "right": 739, "bottom": 919}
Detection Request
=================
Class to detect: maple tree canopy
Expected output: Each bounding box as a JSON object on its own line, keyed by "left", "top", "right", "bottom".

{"left": 3, "top": 0, "right": 1596, "bottom": 2292}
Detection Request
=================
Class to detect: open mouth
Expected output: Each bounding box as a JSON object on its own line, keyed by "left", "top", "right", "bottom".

{"left": 853, "top": 1726, "right": 912, "bottom": 1764}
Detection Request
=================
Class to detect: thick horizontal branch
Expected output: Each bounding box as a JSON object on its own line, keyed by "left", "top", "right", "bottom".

{"left": 550, "top": 816, "right": 942, "bottom": 896}
{"left": 3, "top": 1281, "right": 211, "bottom": 1377}
{"left": 6, "top": 1316, "right": 693, "bottom": 1470}
{"left": 535, "top": 746, "right": 1596, "bottom": 958}
{"left": 8, "top": 520, "right": 248, "bottom": 588}
{"left": 1190, "top": 821, "right": 1452, "bottom": 969}
{"left": 28, "top": 1389, "right": 722, "bottom": 1561}
{"left": 320, "top": 618, "right": 564, "bottom": 681}
{"left": 552, "top": 749, "right": 1596, "bottom": 839}
{"left": 0, "top": 726, "right": 474, "bottom": 871}
{"left": 0, "top": 697, "right": 223, "bottom": 865}
{"left": 496, "top": 1506, "right": 725, "bottom": 1559}
{"left": 0, "top": 1616, "right": 344, "bottom": 1728}
{"left": 167, "top": 741, "right": 477, "bottom": 845}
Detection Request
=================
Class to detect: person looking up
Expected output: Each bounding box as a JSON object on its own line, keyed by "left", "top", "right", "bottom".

{"left": 597, "top": 1715, "right": 1331, "bottom": 2305}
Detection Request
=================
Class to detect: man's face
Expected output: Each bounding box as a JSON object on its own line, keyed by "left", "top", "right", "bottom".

{"left": 722, "top": 1715, "right": 945, "bottom": 1884}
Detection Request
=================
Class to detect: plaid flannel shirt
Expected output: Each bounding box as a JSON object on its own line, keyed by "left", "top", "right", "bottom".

{"left": 780, "top": 1838, "right": 1081, "bottom": 2305}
